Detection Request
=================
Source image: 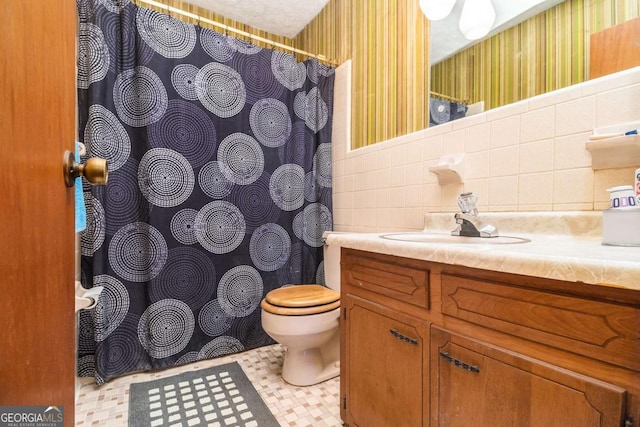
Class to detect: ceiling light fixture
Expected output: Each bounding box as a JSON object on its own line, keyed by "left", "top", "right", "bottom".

{"left": 419, "top": 0, "right": 456, "bottom": 21}
{"left": 458, "top": 0, "right": 496, "bottom": 40}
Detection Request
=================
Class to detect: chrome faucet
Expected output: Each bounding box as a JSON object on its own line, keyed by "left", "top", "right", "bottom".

{"left": 451, "top": 192, "right": 498, "bottom": 238}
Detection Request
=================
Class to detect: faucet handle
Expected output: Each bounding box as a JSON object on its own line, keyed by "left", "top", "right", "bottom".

{"left": 457, "top": 192, "right": 478, "bottom": 215}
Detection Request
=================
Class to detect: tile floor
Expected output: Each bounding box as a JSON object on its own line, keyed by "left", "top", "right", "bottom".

{"left": 75, "top": 344, "right": 342, "bottom": 426}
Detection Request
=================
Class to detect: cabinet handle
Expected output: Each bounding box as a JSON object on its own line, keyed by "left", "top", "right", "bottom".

{"left": 439, "top": 351, "right": 480, "bottom": 373}
{"left": 389, "top": 329, "right": 418, "bottom": 345}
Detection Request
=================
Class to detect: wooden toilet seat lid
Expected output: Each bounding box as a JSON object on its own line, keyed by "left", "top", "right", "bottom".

{"left": 266, "top": 284, "right": 339, "bottom": 307}
{"left": 261, "top": 284, "right": 340, "bottom": 316}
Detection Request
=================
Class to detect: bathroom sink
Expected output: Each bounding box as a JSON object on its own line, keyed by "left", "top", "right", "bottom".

{"left": 380, "top": 232, "right": 531, "bottom": 245}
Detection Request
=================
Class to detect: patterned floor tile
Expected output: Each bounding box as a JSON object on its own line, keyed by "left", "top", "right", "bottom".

{"left": 75, "top": 344, "right": 342, "bottom": 426}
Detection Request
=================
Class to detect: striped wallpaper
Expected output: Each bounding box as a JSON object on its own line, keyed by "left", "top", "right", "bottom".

{"left": 431, "top": 0, "right": 640, "bottom": 112}
{"left": 295, "top": 0, "right": 431, "bottom": 148}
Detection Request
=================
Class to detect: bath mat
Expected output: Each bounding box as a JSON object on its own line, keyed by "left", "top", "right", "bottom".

{"left": 128, "top": 362, "right": 279, "bottom": 427}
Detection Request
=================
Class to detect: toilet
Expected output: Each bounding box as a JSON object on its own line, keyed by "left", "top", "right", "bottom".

{"left": 260, "top": 234, "right": 341, "bottom": 386}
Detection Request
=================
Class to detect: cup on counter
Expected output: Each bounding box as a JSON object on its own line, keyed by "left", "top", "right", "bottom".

{"left": 606, "top": 185, "right": 637, "bottom": 209}
{"left": 635, "top": 168, "right": 640, "bottom": 204}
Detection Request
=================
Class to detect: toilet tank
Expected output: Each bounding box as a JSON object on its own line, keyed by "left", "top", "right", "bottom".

{"left": 322, "top": 231, "right": 341, "bottom": 292}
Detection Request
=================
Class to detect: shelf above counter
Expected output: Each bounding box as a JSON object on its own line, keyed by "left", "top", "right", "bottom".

{"left": 586, "top": 134, "right": 640, "bottom": 169}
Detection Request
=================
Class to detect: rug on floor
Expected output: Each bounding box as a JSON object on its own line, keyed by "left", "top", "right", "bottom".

{"left": 128, "top": 361, "right": 279, "bottom": 427}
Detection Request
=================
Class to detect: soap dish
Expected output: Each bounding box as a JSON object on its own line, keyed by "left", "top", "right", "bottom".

{"left": 429, "top": 154, "right": 464, "bottom": 185}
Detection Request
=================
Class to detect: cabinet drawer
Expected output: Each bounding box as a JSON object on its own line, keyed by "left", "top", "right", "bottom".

{"left": 342, "top": 249, "right": 429, "bottom": 309}
{"left": 441, "top": 274, "right": 640, "bottom": 371}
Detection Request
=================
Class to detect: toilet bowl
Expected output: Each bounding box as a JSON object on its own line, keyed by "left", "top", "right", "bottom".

{"left": 260, "top": 233, "right": 341, "bottom": 386}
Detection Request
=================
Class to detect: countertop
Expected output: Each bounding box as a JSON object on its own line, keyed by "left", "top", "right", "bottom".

{"left": 325, "top": 212, "right": 640, "bottom": 291}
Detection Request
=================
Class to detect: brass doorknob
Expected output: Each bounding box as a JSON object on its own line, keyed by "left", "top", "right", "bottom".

{"left": 63, "top": 150, "right": 109, "bottom": 187}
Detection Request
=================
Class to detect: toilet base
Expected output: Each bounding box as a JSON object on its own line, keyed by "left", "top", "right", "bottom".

{"left": 281, "top": 347, "right": 340, "bottom": 387}
{"left": 280, "top": 329, "right": 340, "bottom": 387}
{"left": 262, "top": 305, "right": 341, "bottom": 387}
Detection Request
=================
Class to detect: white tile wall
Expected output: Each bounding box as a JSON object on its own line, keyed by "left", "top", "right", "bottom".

{"left": 519, "top": 139, "right": 554, "bottom": 174}
{"left": 331, "top": 64, "right": 640, "bottom": 232}
{"left": 520, "top": 106, "right": 555, "bottom": 143}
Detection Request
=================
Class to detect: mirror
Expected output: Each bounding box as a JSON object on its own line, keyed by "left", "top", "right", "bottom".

{"left": 428, "top": 0, "right": 640, "bottom": 126}
{"left": 430, "top": 0, "right": 565, "bottom": 66}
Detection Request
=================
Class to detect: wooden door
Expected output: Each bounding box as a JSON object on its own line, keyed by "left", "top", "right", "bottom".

{"left": 0, "top": 0, "right": 77, "bottom": 425}
{"left": 430, "top": 326, "right": 626, "bottom": 427}
{"left": 342, "top": 294, "right": 428, "bottom": 427}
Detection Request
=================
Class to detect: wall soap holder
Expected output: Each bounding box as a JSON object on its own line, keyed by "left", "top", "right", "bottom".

{"left": 429, "top": 154, "right": 464, "bottom": 185}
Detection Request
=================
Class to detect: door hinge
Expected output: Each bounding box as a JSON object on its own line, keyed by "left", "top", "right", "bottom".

{"left": 343, "top": 396, "right": 347, "bottom": 410}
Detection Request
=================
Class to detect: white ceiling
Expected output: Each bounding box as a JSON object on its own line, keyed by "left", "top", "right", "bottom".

{"left": 184, "top": 0, "right": 565, "bottom": 61}
{"left": 183, "top": 0, "right": 330, "bottom": 39}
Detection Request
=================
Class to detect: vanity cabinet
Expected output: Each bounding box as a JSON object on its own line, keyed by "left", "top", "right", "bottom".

{"left": 340, "top": 248, "right": 640, "bottom": 427}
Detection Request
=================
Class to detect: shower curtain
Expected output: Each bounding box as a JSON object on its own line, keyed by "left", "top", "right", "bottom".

{"left": 429, "top": 97, "right": 467, "bottom": 126}
{"left": 76, "top": 0, "right": 335, "bottom": 384}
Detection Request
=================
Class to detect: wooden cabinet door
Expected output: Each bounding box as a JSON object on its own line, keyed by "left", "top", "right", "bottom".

{"left": 342, "top": 294, "right": 429, "bottom": 427}
{"left": 430, "top": 326, "right": 626, "bottom": 427}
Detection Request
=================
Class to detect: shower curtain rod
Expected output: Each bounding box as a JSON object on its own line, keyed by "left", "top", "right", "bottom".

{"left": 430, "top": 90, "right": 468, "bottom": 104}
{"left": 134, "top": 0, "right": 339, "bottom": 66}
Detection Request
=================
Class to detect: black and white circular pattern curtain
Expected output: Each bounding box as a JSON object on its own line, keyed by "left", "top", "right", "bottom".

{"left": 77, "top": 0, "right": 335, "bottom": 384}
